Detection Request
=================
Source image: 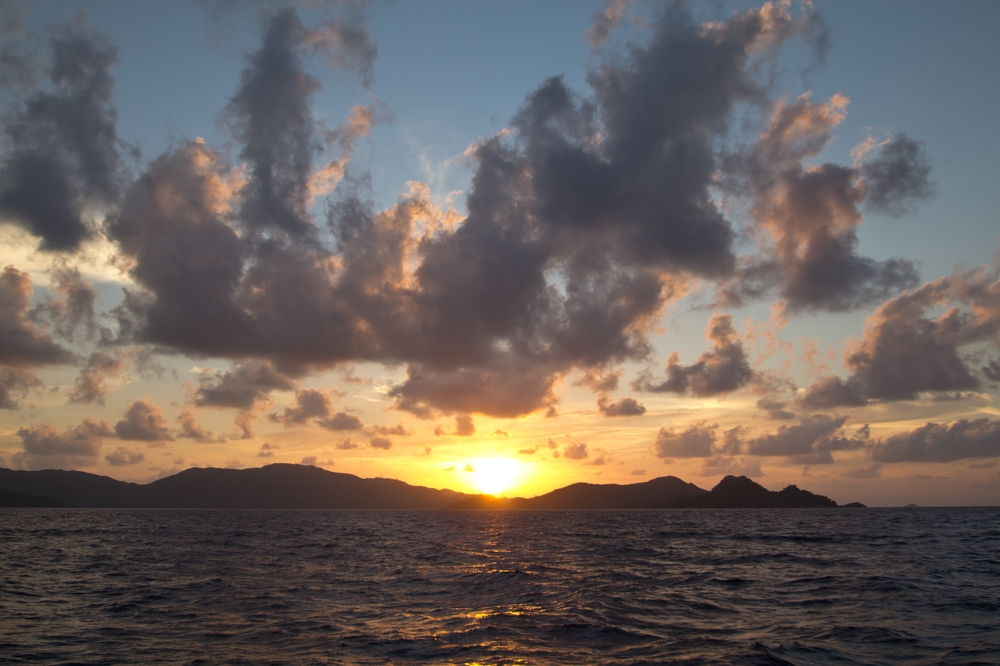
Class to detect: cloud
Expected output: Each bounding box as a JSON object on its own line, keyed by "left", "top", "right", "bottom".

{"left": 29, "top": 267, "right": 98, "bottom": 342}
{"left": 176, "top": 409, "right": 223, "bottom": 444}
{"left": 0, "top": 1, "right": 38, "bottom": 89}
{"left": 334, "top": 438, "right": 359, "bottom": 450}
{"left": 68, "top": 351, "right": 124, "bottom": 405}
{"left": 55, "top": 2, "right": 929, "bottom": 422}
{"left": 265, "top": 388, "right": 362, "bottom": 431}
{"left": 300, "top": 455, "right": 334, "bottom": 466}
{"left": 105, "top": 446, "right": 144, "bottom": 466}
{"left": 576, "top": 368, "right": 622, "bottom": 393}
{"left": 630, "top": 469, "right": 646, "bottom": 476}
{"left": 634, "top": 315, "right": 753, "bottom": 397}
{"left": 719, "top": 92, "right": 926, "bottom": 312}
{"left": 114, "top": 399, "right": 174, "bottom": 443}
{"left": 0, "top": 266, "right": 73, "bottom": 368}
{"left": 319, "top": 412, "right": 363, "bottom": 431}
{"left": 368, "top": 423, "right": 412, "bottom": 436}
{"left": 586, "top": 0, "right": 632, "bottom": 49}
{"left": 388, "top": 365, "right": 560, "bottom": 419}
{"left": 454, "top": 414, "right": 475, "bottom": 437}
{"left": 97, "top": 3, "right": 834, "bottom": 419}
{"left": 269, "top": 388, "right": 333, "bottom": 426}
{"left": 15, "top": 418, "right": 112, "bottom": 469}
{"left": 304, "top": 7, "right": 379, "bottom": 88}
{"left": 257, "top": 441, "right": 279, "bottom": 458}
{"left": 369, "top": 436, "right": 392, "bottom": 450}
{"left": 799, "top": 268, "right": 1000, "bottom": 407}
{"left": 563, "top": 441, "right": 588, "bottom": 460}
{"left": 225, "top": 9, "right": 329, "bottom": 237}
{"left": 0, "top": 367, "right": 41, "bottom": 409}
{"left": 744, "top": 414, "right": 853, "bottom": 459}
{"left": 597, "top": 395, "right": 646, "bottom": 417}
{"left": 699, "top": 455, "right": 763, "bottom": 478}
{"left": 861, "top": 134, "right": 935, "bottom": 216}
{"left": 0, "top": 15, "right": 123, "bottom": 251}
{"left": 194, "top": 360, "right": 297, "bottom": 438}
{"left": 588, "top": 450, "right": 612, "bottom": 466}
{"left": 842, "top": 462, "right": 882, "bottom": 479}
{"left": 653, "top": 422, "right": 717, "bottom": 458}
{"left": 756, "top": 396, "right": 795, "bottom": 420}
{"left": 870, "top": 419, "right": 1000, "bottom": 463}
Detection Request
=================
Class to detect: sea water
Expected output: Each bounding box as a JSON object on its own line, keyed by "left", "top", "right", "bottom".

{"left": 1, "top": 508, "right": 998, "bottom": 665}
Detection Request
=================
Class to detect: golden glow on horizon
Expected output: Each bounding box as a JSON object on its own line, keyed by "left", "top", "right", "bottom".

{"left": 468, "top": 457, "right": 521, "bottom": 496}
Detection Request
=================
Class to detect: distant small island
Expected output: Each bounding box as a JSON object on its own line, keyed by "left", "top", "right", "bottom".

{"left": 0, "top": 464, "right": 852, "bottom": 510}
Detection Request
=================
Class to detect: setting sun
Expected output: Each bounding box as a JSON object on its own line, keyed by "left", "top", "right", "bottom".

{"left": 469, "top": 458, "right": 521, "bottom": 496}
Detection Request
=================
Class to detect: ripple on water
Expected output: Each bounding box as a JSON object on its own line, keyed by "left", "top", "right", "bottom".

{"left": 0, "top": 507, "right": 998, "bottom": 664}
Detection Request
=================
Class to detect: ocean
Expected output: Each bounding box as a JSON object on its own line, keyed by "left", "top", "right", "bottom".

{"left": 1, "top": 508, "right": 998, "bottom": 665}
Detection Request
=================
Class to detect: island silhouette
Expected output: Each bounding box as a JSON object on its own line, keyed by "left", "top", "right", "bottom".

{"left": 0, "top": 463, "right": 848, "bottom": 509}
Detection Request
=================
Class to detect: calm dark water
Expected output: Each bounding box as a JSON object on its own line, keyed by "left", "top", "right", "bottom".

{"left": 1, "top": 508, "right": 998, "bottom": 665}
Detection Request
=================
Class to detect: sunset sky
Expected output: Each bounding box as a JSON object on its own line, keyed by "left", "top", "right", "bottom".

{"left": 1, "top": 0, "right": 999, "bottom": 506}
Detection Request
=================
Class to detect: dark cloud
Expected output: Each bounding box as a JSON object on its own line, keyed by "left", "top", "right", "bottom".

{"left": 871, "top": 419, "right": 1000, "bottom": 463}
{"left": 319, "top": 412, "right": 363, "bottom": 431}
{"left": 257, "top": 441, "right": 278, "bottom": 458}
{"left": 576, "top": 368, "right": 622, "bottom": 393}
{"left": 29, "top": 267, "right": 97, "bottom": 342}
{"left": 634, "top": 315, "right": 753, "bottom": 397}
{"left": 194, "top": 360, "right": 297, "bottom": 438}
{"left": 799, "top": 269, "right": 1000, "bottom": 407}
{"left": 15, "top": 418, "right": 112, "bottom": 469}
{"left": 653, "top": 422, "right": 717, "bottom": 458}
{"left": 0, "top": 1, "right": 39, "bottom": 89}
{"left": 0, "top": 366, "right": 40, "bottom": 409}
{"left": 0, "top": 15, "right": 123, "bottom": 251}
{"left": 334, "top": 437, "right": 359, "bottom": 450}
{"left": 388, "top": 365, "right": 560, "bottom": 419}
{"left": 743, "top": 414, "right": 867, "bottom": 464}
{"left": 369, "top": 436, "right": 392, "bottom": 450}
{"left": 68, "top": 351, "right": 123, "bottom": 405}
{"left": 368, "top": 423, "right": 411, "bottom": 437}
{"left": 985, "top": 360, "right": 1000, "bottom": 383}
{"left": 454, "top": 414, "right": 475, "bottom": 437}
{"left": 105, "top": 446, "right": 144, "bottom": 466}
{"left": 861, "top": 134, "right": 935, "bottom": 216}
{"left": 798, "top": 375, "right": 868, "bottom": 410}
{"left": 597, "top": 395, "right": 646, "bottom": 417}
{"left": 719, "top": 94, "right": 924, "bottom": 312}
{"left": 268, "top": 388, "right": 354, "bottom": 429}
{"left": 305, "top": 7, "right": 378, "bottom": 88}
{"left": 270, "top": 388, "right": 331, "bottom": 425}
{"left": 756, "top": 396, "right": 795, "bottom": 420}
{"left": 114, "top": 399, "right": 174, "bottom": 443}
{"left": 176, "top": 408, "right": 224, "bottom": 444}
{"left": 225, "top": 9, "right": 324, "bottom": 236}
{"left": 0, "top": 266, "right": 73, "bottom": 368}
{"left": 101, "top": 2, "right": 915, "bottom": 419}
{"left": 563, "top": 441, "right": 588, "bottom": 460}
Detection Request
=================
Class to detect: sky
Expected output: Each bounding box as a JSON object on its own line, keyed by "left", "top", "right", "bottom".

{"left": 1, "top": 0, "right": 999, "bottom": 507}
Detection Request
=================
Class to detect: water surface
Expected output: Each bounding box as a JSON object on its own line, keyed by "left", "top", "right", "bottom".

{"left": 1, "top": 508, "right": 998, "bottom": 664}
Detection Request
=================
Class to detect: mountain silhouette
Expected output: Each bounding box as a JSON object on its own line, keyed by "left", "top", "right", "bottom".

{"left": 666, "top": 475, "right": 837, "bottom": 508}
{"left": 0, "top": 465, "right": 839, "bottom": 509}
{"left": 446, "top": 475, "right": 706, "bottom": 509}
{"left": 0, "top": 464, "right": 468, "bottom": 509}
{"left": 0, "top": 488, "right": 62, "bottom": 507}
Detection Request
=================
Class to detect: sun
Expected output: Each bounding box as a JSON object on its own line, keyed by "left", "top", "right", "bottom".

{"left": 469, "top": 457, "right": 520, "bottom": 496}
